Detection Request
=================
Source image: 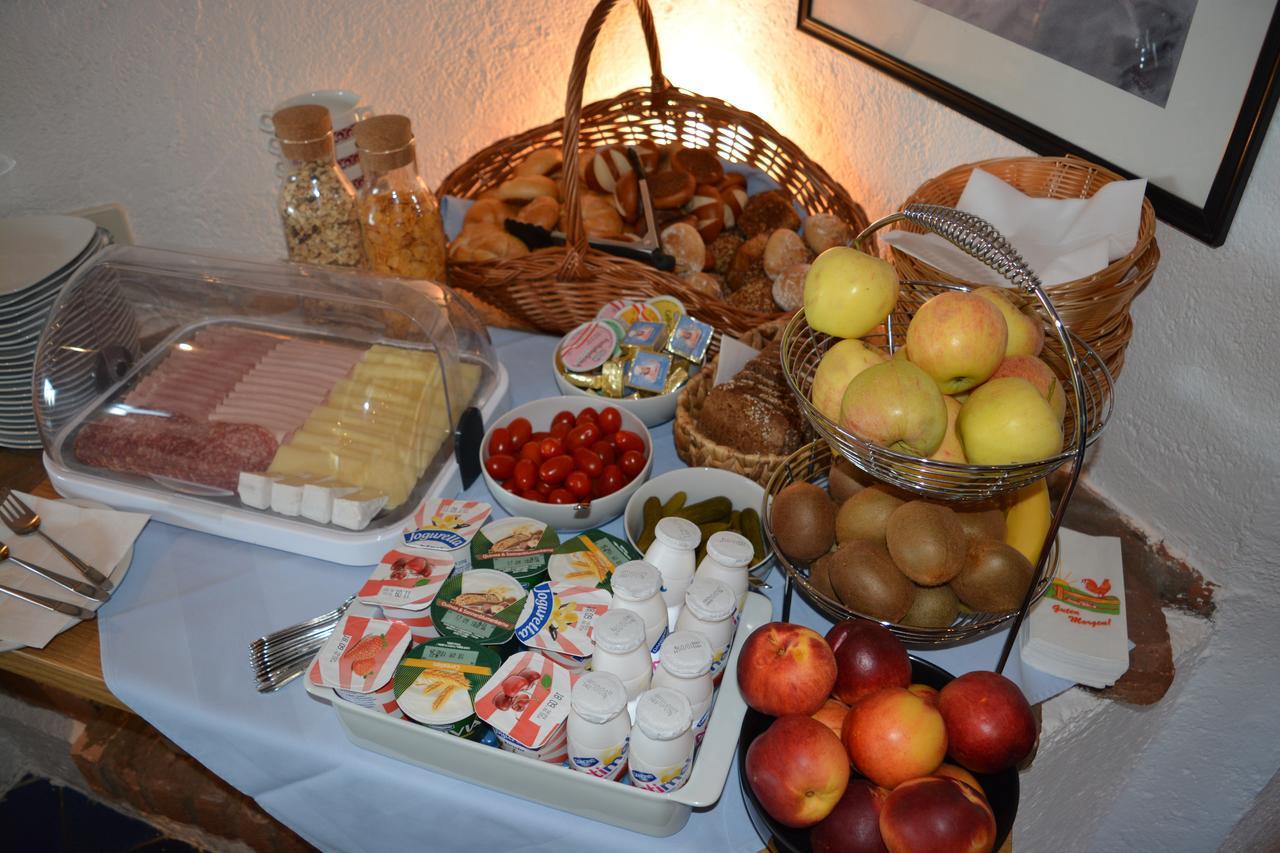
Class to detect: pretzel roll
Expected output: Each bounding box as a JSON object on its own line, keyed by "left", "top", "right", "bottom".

{"left": 684, "top": 184, "right": 724, "bottom": 243}
{"left": 671, "top": 146, "right": 724, "bottom": 185}
{"left": 721, "top": 183, "right": 748, "bottom": 229}
{"left": 513, "top": 147, "right": 563, "bottom": 178}
{"left": 497, "top": 175, "right": 559, "bottom": 204}
{"left": 661, "top": 222, "right": 707, "bottom": 275}
{"left": 719, "top": 172, "right": 747, "bottom": 191}
{"left": 516, "top": 196, "right": 560, "bottom": 230}
{"left": 464, "top": 198, "right": 514, "bottom": 228}
{"left": 649, "top": 169, "right": 696, "bottom": 210}
{"left": 613, "top": 171, "right": 640, "bottom": 223}
{"left": 586, "top": 144, "right": 632, "bottom": 194}
{"left": 581, "top": 193, "right": 624, "bottom": 238}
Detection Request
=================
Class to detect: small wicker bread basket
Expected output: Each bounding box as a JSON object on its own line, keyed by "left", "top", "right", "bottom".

{"left": 889, "top": 155, "right": 1158, "bottom": 378}
{"left": 673, "top": 315, "right": 804, "bottom": 485}
{"left": 437, "top": 0, "right": 872, "bottom": 338}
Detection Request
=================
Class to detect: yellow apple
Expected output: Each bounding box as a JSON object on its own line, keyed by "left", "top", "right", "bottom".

{"left": 905, "top": 292, "right": 1007, "bottom": 394}
{"left": 804, "top": 247, "right": 899, "bottom": 339}
{"left": 930, "top": 396, "right": 967, "bottom": 463}
{"left": 840, "top": 360, "right": 947, "bottom": 457}
{"left": 958, "top": 377, "right": 1064, "bottom": 464}
{"left": 974, "top": 286, "right": 1045, "bottom": 357}
{"left": 989, "top": 355, "right": 1066, "bottom": 422}
{"left": 811, "top": 339, "right": 888, "bottom": 421}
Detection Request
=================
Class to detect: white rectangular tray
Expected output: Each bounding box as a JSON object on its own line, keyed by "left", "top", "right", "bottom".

{"left": 306, "top": 591, "right": 771, "bottom": 836}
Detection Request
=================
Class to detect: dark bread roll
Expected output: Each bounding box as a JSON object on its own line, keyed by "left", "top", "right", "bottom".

{"left": 697, "top": 340, "right": 807, "bottom": 456}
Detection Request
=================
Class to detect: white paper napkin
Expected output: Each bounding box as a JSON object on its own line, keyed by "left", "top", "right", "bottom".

{"left": 883, "top": 168, "right": 1146, "bottom": 287}
{"left": 0, "top": 493, "right": 149, "bottom": 649}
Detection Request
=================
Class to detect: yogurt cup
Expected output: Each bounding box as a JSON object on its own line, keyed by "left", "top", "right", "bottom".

{"left": 475, "top": 650, "right": 576, "bottom": 756}
{"left": 431, "top": 569, "right": 528, "bottom": 646}
{"left": 379, "top": 603, "right": 439, "bottom": 645}
{"left": 514, "top": 581, "right": 612, "bottom": 668}
{"left": 470, "top": 517, "right": 560, "bottom": 588}
{"left": 336, "top": 680, "right": 404, "bottom": 719}
{"left": 307, "top": 614, "right": 411, "bottom": 694}
{"left": 402, "top": 498, "right": 491, "bottom": 572}
{"left": 393, "top": 638, "right": 501, "bottom": 739}
{"left": 357, "top": 549, "right": 453, "bottom": 611}
{"left": 547, "top": 529, "right": 640, "bottom": 588}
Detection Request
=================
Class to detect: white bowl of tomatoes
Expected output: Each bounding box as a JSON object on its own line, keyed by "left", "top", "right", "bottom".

{"left": 480, "top": 396, "right": 654, "bottom": 531}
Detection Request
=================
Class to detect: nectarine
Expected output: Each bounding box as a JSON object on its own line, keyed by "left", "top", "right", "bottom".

{"left": 746, "top": 715, "right": 850, "bottom": 828}
{"left": 737, "top": 623, "right": 837, "bottom": 716}
{"left": 842, "top": 688, "right": 947, "bottom": 789}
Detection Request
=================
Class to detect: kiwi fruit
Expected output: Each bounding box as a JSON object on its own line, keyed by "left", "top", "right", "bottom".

{"left": 901, "top": 583, "right": 960, "bottom": 628}
{"left": 808, "top": 553, "right": 838, "bottom": 601}
{"left": 827, "top": 458, "right": 868, "bottom": 503}
{"left": 951, "top": 538, "right": 1034, "bottom": 612}
{"left": 885, "top": 500, "right": 968, "bottom": 586}
{"left": 771, "top": 482, "right": 836, "bottom": 562}
{"left": 826, "top": 541, "right": 916, "bottom": 623}
{"left": 953, "top": 502, "right": 1007, "bottom": 544}
{"left": 835, "top": 484, "right": 904, "bottom": 545}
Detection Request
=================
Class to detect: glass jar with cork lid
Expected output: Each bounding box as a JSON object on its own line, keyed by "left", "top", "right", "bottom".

{"left": 353, "top": 114, "right": 446, "bottom": 282}
{"left": 271, "top": 105, "right": 364, "bottom": 268}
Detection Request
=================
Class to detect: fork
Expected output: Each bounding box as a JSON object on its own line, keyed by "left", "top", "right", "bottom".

{"left": 249, "top": 595, "right": 354, "bottom": 693}
{"left": 0, "top": 491, "right": 114, "bottom": 592}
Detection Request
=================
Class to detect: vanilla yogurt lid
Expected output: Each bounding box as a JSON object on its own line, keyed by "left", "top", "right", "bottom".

{"left": 591, "top": 608, "right": 646, "bottom": 654}
{"left": 357, "top": 549, "right": 453, "bottom": 610}
{"left": 515, "top": 581, "right": 612, "bottom": 658}
{"left": 571, "top": 670, "right": 629, "bottom": 725}
{"left": 684, "top": 578, "right": 737, "bottom": 622}
{"left": 474, "top": 651, "right": 576, "bottom": 749}
{"left": 403, "top": 498, "right": 492, "bottom": 552}
{"left": 636, "top": 687, "right": 693, "bottom": 740}
{"left": 611, "top": 560, "right": 662, "bottom": 603}
{"left": 547, "top": 529, "right": 639, "bottom": 587}
{"left": 431, "top": 568, "right": 528, "bottom": 645}
{"left": 307, "top": 614, "right": 411, "bottom": 694}
{"left": 658, "top": 630, "right": 713, "bottom": 679}
{"left": 471, "top": 517, "right": 560, "bottom": 585}
{"left": 392, "top": 638, "right": 501, "bottom": 727}
{"left": 706, "top": 530, "right": 754, "bottom": 568}
{"left": 653, "top": 517, "right": 700, "bottom": 551}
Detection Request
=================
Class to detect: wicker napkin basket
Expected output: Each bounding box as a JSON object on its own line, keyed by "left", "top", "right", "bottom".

{"left": 437, "top": 0, "right": 872, "bottom": 339}
{"left": 889, "top": 155, "right": 1158, "bottom": 377}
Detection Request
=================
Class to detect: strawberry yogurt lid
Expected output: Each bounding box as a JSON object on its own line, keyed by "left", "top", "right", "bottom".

{"left": 474, "top": 651, "right": 576, "bottom": 749}
{"left": 308, "top": 614, "right": 411, "bottom": 694}
{"left": 357, "top": 549, "right": 453, "bottom": 610}
{"left": 515, "top": 581, "right": 612, "bottom": 658}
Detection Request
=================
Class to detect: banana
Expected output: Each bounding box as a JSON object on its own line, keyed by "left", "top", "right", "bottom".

{"left": 1004, "top": 480, "right": 1051, "bottom": 565}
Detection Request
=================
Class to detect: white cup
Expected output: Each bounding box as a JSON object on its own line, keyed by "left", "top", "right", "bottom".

{"left": 262, "top": 89, "right": 373, "bottom": 187}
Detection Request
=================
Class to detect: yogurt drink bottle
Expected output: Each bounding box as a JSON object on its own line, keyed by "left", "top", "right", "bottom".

{"left": 643, "top": 517, "right": 700, "bottom": 626}
{"left": 627, "top": 687, "right": 695, "bottom": 793}
{"left": 567, "top": 670, "right": 631, "bottom": 781}
{"left": 609, "top": 560, "right": 669, "bottom": 657}
{"left": 693, "top": 530, "right": 753, "bottom": 613}
{"left": 651, "top": 630, "right": 714, "bottom": 742}
{"left": 589, "top": 608, "right": 652, "bottom": 702}
{"left": 674, "top": 578, "right": 737, "bottom": 681}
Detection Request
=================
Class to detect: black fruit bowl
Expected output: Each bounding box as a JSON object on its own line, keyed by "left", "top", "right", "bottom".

{"left": 738, "top": 656, "right": 1018, "bottom": 852}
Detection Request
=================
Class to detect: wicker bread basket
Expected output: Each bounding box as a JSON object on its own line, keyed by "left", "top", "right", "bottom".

{"left": 889, "top": 155, "right": 1158, "bottom": 377}
{"left": 437, "top": 0, "right": 872, "bottom": 339}
{"left": 674, "top": 316, "right": 805, "bottom": 485}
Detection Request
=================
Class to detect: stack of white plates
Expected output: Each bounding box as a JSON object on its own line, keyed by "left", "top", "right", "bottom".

{"left": 0, "top": 216, "right": 110, "bottom": 449}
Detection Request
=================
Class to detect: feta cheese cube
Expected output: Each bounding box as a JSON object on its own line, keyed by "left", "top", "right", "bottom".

{"left": 238, "top": 471, "right": 279, "bottom": 510}
{"left": 300, "top": 479, "right": 358, "bottom": 525}
{"left": 270, "top": 475, "right": 315, "bottom": 516}
{"left": 332, "top": 488, "right": 389, "bottom": 530}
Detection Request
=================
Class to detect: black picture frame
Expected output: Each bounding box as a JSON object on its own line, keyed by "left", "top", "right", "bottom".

{"left": 797, "top": 0, "right": 1280, "bottom": 247}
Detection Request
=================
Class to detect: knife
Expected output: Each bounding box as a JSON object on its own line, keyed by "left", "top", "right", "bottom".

{"left": 0, "top": 583, "right": 96, "bottom": 620}
{"left": 0, "top": 545, "right": 110, "bottom": 602}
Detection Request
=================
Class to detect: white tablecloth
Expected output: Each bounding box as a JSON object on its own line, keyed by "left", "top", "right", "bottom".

{"left": 97, "top": 327, "right": 1071, "bottom": 852}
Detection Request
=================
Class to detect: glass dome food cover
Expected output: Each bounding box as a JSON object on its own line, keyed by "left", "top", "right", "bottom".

{"left": 35, "top": 245, "right": 508, "bottom": 565}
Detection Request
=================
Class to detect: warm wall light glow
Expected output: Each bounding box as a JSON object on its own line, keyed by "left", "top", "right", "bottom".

{"left": 177, "top": 342, "right": 194, "bottom": 351}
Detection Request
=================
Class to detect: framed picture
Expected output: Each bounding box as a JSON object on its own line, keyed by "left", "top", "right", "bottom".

{"left": 798, "top": 0, "right": 1280, "bottom": 246}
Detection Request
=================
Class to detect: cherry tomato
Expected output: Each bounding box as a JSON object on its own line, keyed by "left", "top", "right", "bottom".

{"left": 536, "top": 480, "right": 553, "bottom": 496}
{"left": 614, "top": 430, "right": 646, "bottom": 454}
{"left": 565, "top": 422, "right": 600, "bottom": 452}
{"left": 485, "top": 454, "right": 516, "bottom": 481}
{"left": 575, "top": 407, "right": 598, "bottom": 425}
{"left": 591, "top": 440, "right": 616, "bottom": 466}
{"left": 507, "top": 417, "right": 533, "bottom": 449}
{"left": 529, "top": 431, "right": 551, "bottom": 444}
{"left": 573, "top": 447, "right": 603, "bottom": 478}
{"left": 538, "top": 454, "right": 574, "bottom": 485}
{"left": 598, "top": 464, "right": 626, "bottom": 497}
{"left": 597, "top": 406, "right": 622, "bottom": 435}
{"left": 521, "top": 489, "right": 545, "bottom": 502}
{"left": 519, "top": 442, "right": 542, "bottom": 463}
{"left": 501, "top": 478, "right": 517, "bottom": 493}
{"left": 487, "top": 427, "right": 512, "bottom": 457}
{"left": 550, "top": 422, "right": 571, "bottom": 440}
{"left": 513, "top": 458, "right": 537, "bottom": 491}
{"left": 549, "top": 488, "right": 576, "bottom": 505}
{"left": 619, "top": 449, "right": 646, "bottom": 479}
{"left": 551, "top": 410, "right": 576, "bottom": 433}
{"left": 565, "top": 470, "right": 592, "bottom": 499}
{"left": 539, "top": 436, "right": 565, "bottom": 460}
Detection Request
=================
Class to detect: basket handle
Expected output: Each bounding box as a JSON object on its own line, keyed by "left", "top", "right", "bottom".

{"left": 558, "top": 0, "right": 669, "bottom": 281}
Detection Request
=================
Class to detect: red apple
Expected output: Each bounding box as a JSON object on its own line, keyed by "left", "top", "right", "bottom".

{"left": 810, "top": 778, "right": 890, "bottom": 853}
{"left": 938, "top": 670, "right": 1036, "bottom": 773}
{"left": 989, "top": 354, "right": 1066, "bottom": 421}
{"left": 737, "top": 623, "right": 838, "bottom": 716}
{"left": 843, "top": 688, "right": 947, "bottom": 789}
{"left": 879, "top": 776, "right": 996, "bottom": 853}
{"left": 905, "top": 291, "right": 1008, "bottom": 394}
{"left": 825, "top": 620, "right": 911, "bottom": 706}
{"left": 813, "top": 698, "right": 850, "bottom": 738}
{"left": 746, "top": 715, "right": 851, "bottom": 828}
{"left": 907, "top": 683, "right": 940, "bottom": 709}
